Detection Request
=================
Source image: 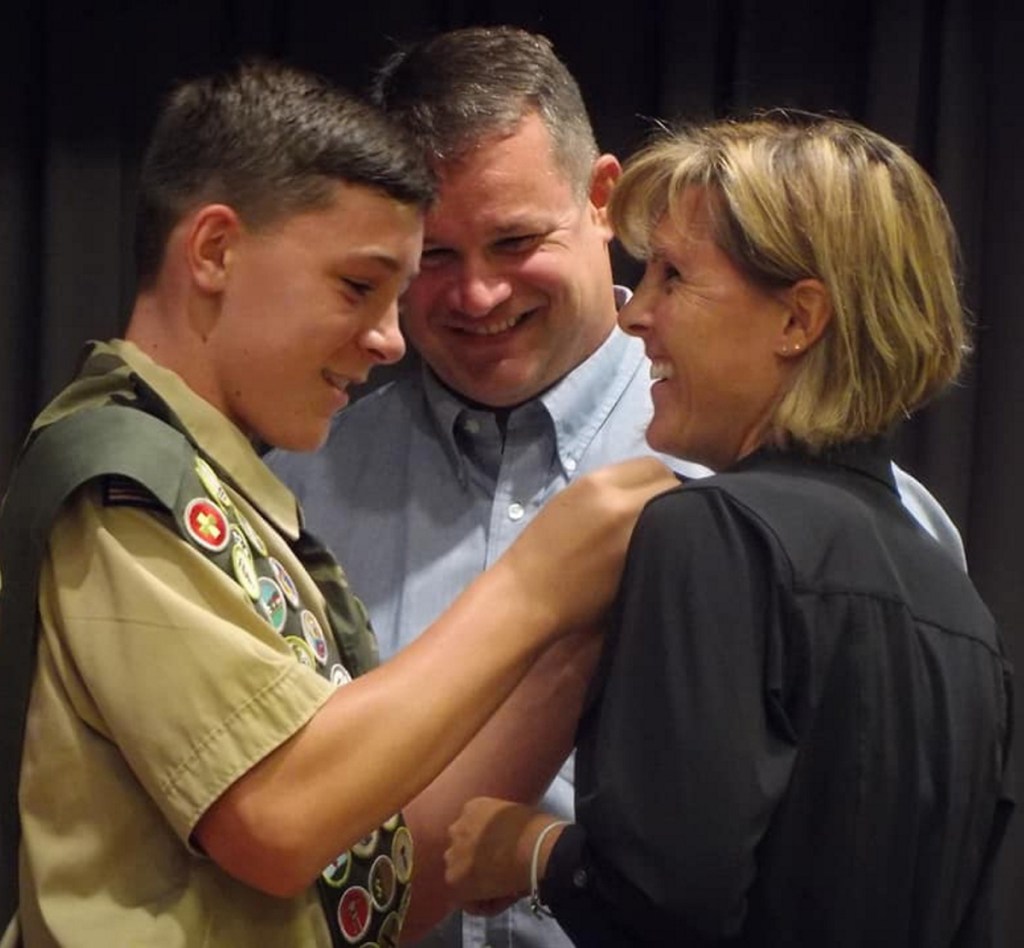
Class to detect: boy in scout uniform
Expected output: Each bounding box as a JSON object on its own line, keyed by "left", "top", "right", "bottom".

{"left": 0, "top": 61, "right": 674, "bottom": 947}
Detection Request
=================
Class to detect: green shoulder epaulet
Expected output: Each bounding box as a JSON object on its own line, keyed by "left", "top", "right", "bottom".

{"left": 0, "top": 404, "right": 195, "bottom": 925}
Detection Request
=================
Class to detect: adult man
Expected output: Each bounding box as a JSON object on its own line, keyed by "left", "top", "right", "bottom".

{"left": 268, "top": 27, "right": 967, "bottom": 948}
{"left": 0, "top": 60, "right": 675, "bottom": 947}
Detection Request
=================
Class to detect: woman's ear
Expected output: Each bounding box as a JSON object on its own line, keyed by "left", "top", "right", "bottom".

{"left": 777, "top": 278, "right": 832, "bottom": 357}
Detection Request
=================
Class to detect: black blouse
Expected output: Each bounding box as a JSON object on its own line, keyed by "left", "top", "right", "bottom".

{"left": 542, "top": 442, "right": 1014, "bottom": 947}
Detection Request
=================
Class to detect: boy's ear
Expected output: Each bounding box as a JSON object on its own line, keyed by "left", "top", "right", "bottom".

{"left": 186, "top": 204, "right": 243, "bottom": 294}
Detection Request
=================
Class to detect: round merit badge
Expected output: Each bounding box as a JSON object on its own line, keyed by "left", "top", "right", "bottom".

{"left": 330, "top": 663, "right": 352, "bottom": 687}
{"left": 183, "top": 497, "right": 230, "bottom": 553}
{"left": 322, "top": 850, "right": 351, "bottom": 888}
{"left": 235, "top": 511, "right": 268, "bottom": 558}
{"left": 300, "top": 609, "right": 329, "bottom": 665}
{"left": 351, "top": 830, "right": 379, "bottom": 859}
{"left": 397, "top": 884, "right": 412, "bottom": 925}
{"left": 369, "top": 855, "right": 397, "bottom": 911}
{"left": 257, "top": 576, "right": 288, "bottom": 632}
{"left": 194, "top": 455, "right": 232, "bottom": 509}
{"left": 378, "top": 910, "right": 401, "bottom": 948}
{"left": 337, "top": 886, "right": 372, "bottom": 944}
{"left": 230, "top": 529, "right": 260, "bottom": 600}
{"left": 284, "top": 636, "right": 316, "bottom": 669}
{"left": 269, "top": 556, "right": 301, "bottom": 609}
{"left": 391, "top": 827, "right": 413, "bottom": 884}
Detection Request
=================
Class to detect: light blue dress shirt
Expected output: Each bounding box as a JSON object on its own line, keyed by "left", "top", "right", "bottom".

{"left": 267, "top": 293, "right": 966, "bottom": 948}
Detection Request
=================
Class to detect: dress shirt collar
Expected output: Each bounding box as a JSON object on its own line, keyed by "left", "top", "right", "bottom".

{"left": 539, "top": 292, "right": 642, "bottom": 478}
{"left": 420, "top": 286, "right": 644, "bottom": 484}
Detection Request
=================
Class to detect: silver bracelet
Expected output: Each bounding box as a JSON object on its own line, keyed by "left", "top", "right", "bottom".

{"left": 528, "top": 819, "right": 570, "bottom": 918}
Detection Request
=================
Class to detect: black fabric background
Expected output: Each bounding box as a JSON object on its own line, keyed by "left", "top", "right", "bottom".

{"left": 1, "top": 2, "right": 1020, "bottom": 943}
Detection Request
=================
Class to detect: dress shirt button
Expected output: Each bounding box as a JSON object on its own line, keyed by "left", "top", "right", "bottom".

{"left": 463, "top": 417, "right": 480, "bottom": 434}
{"left": 508, "top": 502, "right": 525, "bottom": 521}
{"left": 572, "top": 867, "right": 589, "bottom": 889}
{"left": 564, "top": 457, "right": 577, "bottom": 473}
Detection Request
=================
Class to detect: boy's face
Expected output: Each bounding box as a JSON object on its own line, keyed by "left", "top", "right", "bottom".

{"left": 203, "top": 181, "right": 422, "bottom": 451}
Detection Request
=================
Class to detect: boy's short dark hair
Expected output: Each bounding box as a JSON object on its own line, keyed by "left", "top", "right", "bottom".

{"left": 134, "top": 59, "right": 435, "bottom": 287}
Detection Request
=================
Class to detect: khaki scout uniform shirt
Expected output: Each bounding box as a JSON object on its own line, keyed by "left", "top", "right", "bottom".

{"left": 18, "top": 340, "right": 353, "bottom": 946}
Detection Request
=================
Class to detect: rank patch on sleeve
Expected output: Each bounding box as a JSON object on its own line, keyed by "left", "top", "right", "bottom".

{"left": 101, "top": 475, "right": 165, "bottom": 512}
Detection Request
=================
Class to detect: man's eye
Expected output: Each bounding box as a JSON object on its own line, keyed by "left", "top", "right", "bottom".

{"left": 496, "top": 235, "right": 539, "bottom": 253}
{"left": 420, "top": 247, "right": 455, "bottom": 268}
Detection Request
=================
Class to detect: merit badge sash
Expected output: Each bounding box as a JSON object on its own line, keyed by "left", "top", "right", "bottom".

{"left": 175, "top": 453, "right": 413, "bottom": 947}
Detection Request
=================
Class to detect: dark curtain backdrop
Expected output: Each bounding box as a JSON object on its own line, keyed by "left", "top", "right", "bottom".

{"left": 1, "top": 0, "right": 1021, "bottom": 942}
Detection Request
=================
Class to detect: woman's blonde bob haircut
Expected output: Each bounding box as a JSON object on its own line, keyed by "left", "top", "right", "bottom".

{"left": 610, "top": 113, "right": 967, "bottom": 453}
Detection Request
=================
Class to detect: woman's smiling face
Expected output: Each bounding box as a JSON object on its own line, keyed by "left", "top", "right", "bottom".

{"left": 618, "top": 187, "right": 795, "bottom": 471}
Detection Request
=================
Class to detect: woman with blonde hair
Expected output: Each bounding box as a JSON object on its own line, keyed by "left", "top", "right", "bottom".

{"left": 442, "top": 114, "right": 1014, "bottom": 947}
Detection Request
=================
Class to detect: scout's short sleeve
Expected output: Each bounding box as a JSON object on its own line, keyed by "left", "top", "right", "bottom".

{"left": 38, "top": 484, "right": 335, "bottom": 843}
